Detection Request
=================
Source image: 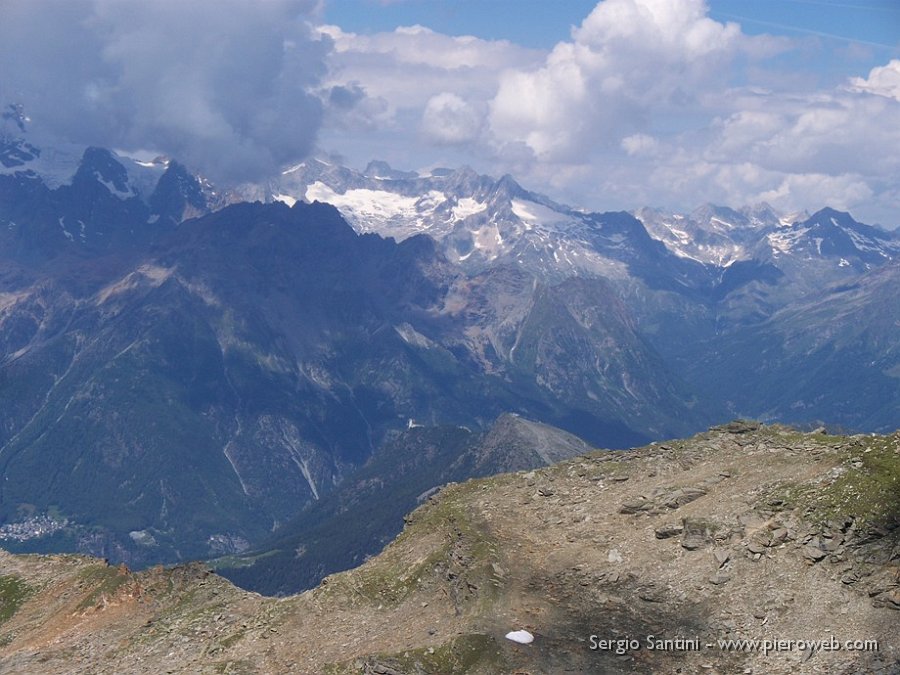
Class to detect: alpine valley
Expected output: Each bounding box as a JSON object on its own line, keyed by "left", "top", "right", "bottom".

{"left": 0, "top": 115, "right": 898, "bottom": 596}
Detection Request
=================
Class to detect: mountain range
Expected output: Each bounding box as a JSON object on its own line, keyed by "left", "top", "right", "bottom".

{"left": 0, "top": 123, "right": 897, "bottom": 592}
{"left": 254, "top": 157, "right": 899, "bottom": 431}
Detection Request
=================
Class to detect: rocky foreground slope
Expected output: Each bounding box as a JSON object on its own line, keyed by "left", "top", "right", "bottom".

{"left": 0, "top": 423, "right": 898, "bottom": 674}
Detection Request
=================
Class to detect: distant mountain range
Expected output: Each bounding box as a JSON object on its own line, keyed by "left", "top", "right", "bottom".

{"left": 253, "top": 156, "right": 899, "bottom": 430}
{"left": 0, "top": 126, "right": 897, "bottom": 591}
{"left": 0, "top": 134, "right": 705, "bottom": 571}
{"left": 263, "top": 157, "right": 898, "bottom": 279}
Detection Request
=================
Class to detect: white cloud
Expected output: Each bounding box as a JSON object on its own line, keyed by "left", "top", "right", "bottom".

{"left": 621, "top": 134, "right": 659, "bottom": 157}
{"left": 574, "top": 0, "right": 741, "bottom": 60}
{"left": 318, "top": 23, "right": 542, "bottom": 117}
{"left": 487, "top": 0, "right": 759, "bottom": 161}
{"left": 849, "top": 59, "right": 900, "bottom": 102}
{"left": 475, "top": 1, "right": 900, "bottom": 223}
{"left": 0, "top": 0, "right": 329, "bottom": 183}
{"left": 323, "top": 24, "right": 535, "bottom": 70}
{"left": 313, "top": 2, "right": 900, "bottom": 225}
{"left": 313, "top": 22, "right": 543, "bottom": 171}
{"left": 421, "top": 93, "right": 483, "bottom": 145}
{"left": 757, "top": 173, "right": 874, "bottom": 213}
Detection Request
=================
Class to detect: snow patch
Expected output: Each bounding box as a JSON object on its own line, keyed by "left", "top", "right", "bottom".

{"left": 223, "top": 446, "right": 250, "bottom": 496}
{"left": 0, "top": 290, "right": 29, "bottom": 312}
{"left": 306, "top": 181, "right": 431, "bottom": 232}
{"left": 288, "top": 452, "right": 320, "bottom": 501}
{"left": 281, "top": 162, "right": 304, "bottom": 175}
{"left": 94, "top": 171, "right": 136, "bottom": 198}
{"left": 844, "top": 227, "right": 888, "bottom": 255}
{"left": 58, "top": 217, "right": 74, "bottom": 242}
{"left": 470, "top": 224, "right": 505, "bottom": 259}
{"left": 767, "top": 227, "right": 808, "bottom": 255}
{"left": 273, "top": 193, "right": 297, "bottom": 207}
{"left": 0, "top": 143, "right": 80, "bottom": 187}
{"left": 394, "top": 323, "right": 434, "bottom": 349}
{"left": 710, "top": 216, "right": 735, "bottom": 230}
{"left": 511, "top": 199, "right": 567, "bottom": 227}
{"left": 416, "top": 190, "right": 445, "bottom": 210}
{"left": 452, "top": 197, "right": 487, "bottom": 220}
{"left": 665, "top": 225, "right": 692, "bottom": 244}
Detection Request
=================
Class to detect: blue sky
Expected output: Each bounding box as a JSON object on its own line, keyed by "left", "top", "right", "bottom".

{"left": 324, "top": 0, "right": 899, "bottom": 65}
{"left": 320, "top": 0, "right": 900, "bottom": 102}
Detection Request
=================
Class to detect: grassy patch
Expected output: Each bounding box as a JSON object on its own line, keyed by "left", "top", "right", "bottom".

{"left": 75, "top": 564, "right": 132, "bottom": 611}
{"left": 767, "top": 427, "right": 846, "bottom": 446}
{"left": 342, "top": 546, "right": 444, "bottom": 606}
{"left": 208, "top": 548, "right": 280, "bottom": 570}
{"left": 324, "top": 633, "right": 507, "bottom": 675}
{"left": 682, "top": 516, "right": 723, "bottom": 533}
{"left": 0, "top": 575, "right": 31, "bottom": 624}
{"left": 764, "top": 435, "right": 900, "bottom": 527}
{"left": 322, "top": 480, "right": 503, "bottom": 610}
{"left": 218, "top": 630, "right": 248, "bottom": 650}
{"left": 813, "top": 437, "right": 900, "bottom": 526}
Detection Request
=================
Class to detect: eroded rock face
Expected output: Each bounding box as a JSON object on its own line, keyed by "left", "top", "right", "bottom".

{"left": 0, "top": 424, "right": 898, "bottom": 674}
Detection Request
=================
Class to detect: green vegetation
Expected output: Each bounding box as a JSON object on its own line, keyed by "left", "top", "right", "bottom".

{"left": 209, "top": 548, "right": 280, "bottom": 570}
{"left": 0, "top": 575, "right": 31, "bottom": 624}
{"left": 763, "top": 424, "right": 846, "bottom": 446}
{"left": 217, "top": 630, "right": 248, "bottom": 650}
{"left": 319, "top": 478, "right": 503, "bottom": 612}
{"left": 812, "top": 437, "right": 900, "bottom": 526}
{"left": 323, "top": 633, "right": 507, "bottom": 675}
{"left": 75, "top": 564, "right": 132, "bottom": 611}
{"left": 681, "top": 516, "right": 724, "bottom": 537}
{"left": 766, "top": 435, "right": 900, "bottom": 527}
{"left": 46, "top": 504, "right": 66, "bottom": 520}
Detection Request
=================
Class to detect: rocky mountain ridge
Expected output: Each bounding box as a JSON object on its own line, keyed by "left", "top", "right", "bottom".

{"left": 0, "top": 423, "right": 897, "bottom": 674}
{"left": 217, "top": 413, "right": 597, "bottom": 595}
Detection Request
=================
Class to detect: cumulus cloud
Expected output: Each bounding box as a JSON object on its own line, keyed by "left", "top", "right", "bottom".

{"left": 421, "top": 93, "right": 483, "bottom": 145}
{"left": 315, "top": 1, "right": 900, "bottom": 224}
{"left": 0, "top": 0, "right": 329, "bottom": 182}
{"left": 309, "top": 0, "right": 899, "bottom": 223}
{"left": 849, "top": 59, "right": 900, "bottom": 102}
{"left": 487, "top": 0, "right": 759, "bottom": 161}
{"left": 317, "top": 23, "right": 542, "bottom": 130}
{"left": 471, "top": 0, "right": 898, "bottom": 223}
{"left": 758, "top": 173, "right": 874, "bottom": 212}
{"left": 621, "top": 134, "right": 660, "bottom": 157}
